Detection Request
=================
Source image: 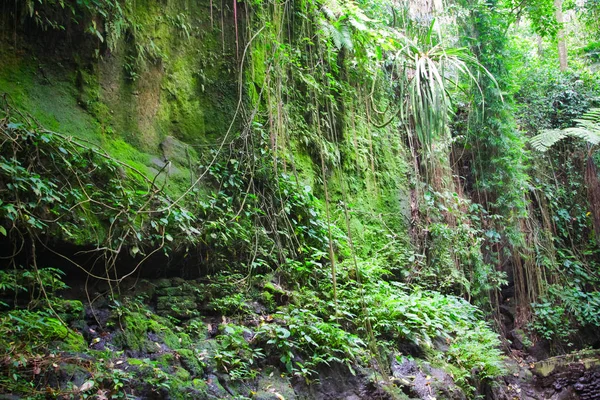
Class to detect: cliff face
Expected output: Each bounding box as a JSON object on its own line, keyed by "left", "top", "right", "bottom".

{"left": 1, "top": 0, "right": 239, "bottom": 196}
{"left": 0, "top": 0, "right": 414, "bottom": 273}
{"left": 1, "top": 1, "right": 599, "bottom": 399}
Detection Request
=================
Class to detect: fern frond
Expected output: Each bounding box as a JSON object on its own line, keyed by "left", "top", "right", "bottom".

{"left": 340, "top": 24, "right": 353, "bottom": 50}
{"left": 530, "top": 109, "right": 600, "bottom": 151}
{"left": 563, "top": 126, "right": 600, "bottom": 145}
{"left": 529, "top": 130, "right": 569, "bottom": 152}
{"left": 583, "top": 108, "right": 600, "bottom": 124}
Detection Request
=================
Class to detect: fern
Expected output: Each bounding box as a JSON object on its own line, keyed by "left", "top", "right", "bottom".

{"left": 319, "top": 19, "right": 353, "bottom": 51}
{"left": 530, "top": 108, "right": 600, "bottom": 152}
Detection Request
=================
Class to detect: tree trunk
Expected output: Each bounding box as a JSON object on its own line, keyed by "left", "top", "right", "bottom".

{"left": 585, "top": 155, "right": 600, "bottom": 245}
{"left": 554, "top": 0, "right": 568, "bottom": 71}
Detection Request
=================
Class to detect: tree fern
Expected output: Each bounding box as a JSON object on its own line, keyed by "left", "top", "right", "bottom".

{"left": 529, "top": 108, "right": 600, "bottom": 152}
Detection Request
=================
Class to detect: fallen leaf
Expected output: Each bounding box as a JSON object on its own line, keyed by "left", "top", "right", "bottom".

{"left": 79, "top": 380, "right": 95, "bottom": 392}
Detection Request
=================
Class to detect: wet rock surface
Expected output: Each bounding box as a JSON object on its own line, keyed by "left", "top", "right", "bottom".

{"left": 492, "top": 350, "right": 600, "bottom": 400}
{"left": 391, "top": 356, "right": 467, "bottom": 400}
{"left": 292, "top": 364, "right": 394, "bottom": 400}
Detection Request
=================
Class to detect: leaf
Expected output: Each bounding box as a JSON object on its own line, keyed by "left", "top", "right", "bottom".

{"left": 530, "top": 108, "right": 600, "bottom": 151}
{"left": 95, "top": 29, "right": 104, "bottom": 42}
{"left": 276, "top": 327, "right": 291, "bottom": 339}
{"left": 0, "top": 226, "right": 6, "bottom": 236}
{"left": 529, "top": 129, "right": 569, "bottom": 152}
{"left": 79, "top": 380, "right": 95, "bottom": 392}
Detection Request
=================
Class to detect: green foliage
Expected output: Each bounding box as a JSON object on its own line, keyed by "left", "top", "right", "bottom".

{"left": 523, "top": 0, "right": 560, "bottom": 38}
{"left": 516, "top": 65, "right": 600, "bottom": 134}
{"left": 412, "top": 189, "right": 507, "bottom": 305}
{"left": 320, "top": 259, "right": 507, "bottom": 392}
{"left": 258, "top": 307, "right": 366, "bottom": 379}
{"left": 453, "top": 0, "right": 531, "bottom": 245}
{"left": 0, "top": 268, "right": 88, "bottom": 397}
{"left": 9, "top": 0, "right": 600, "bottom": 397}
{"left": 577, "top": 0, "right": 600, "bottom": 39}
{"left": 0, "top": 110, "right": 202, "bottom": 263}
{"left": 208, "top": 293, "right": 253, "bottom": 316}
{"left": 394, "top": 19, "right": 495, "bottom": 154}
{"left": 112, "top": 300, "right": 191, "bottom": 352}
{"left": 530, "top": 108, "right": 600, "bottom": 151}
{"left": 441, "top": 321, "right": 507, "bottom": 395}
{"left": 1, "top": 309, "right": 84, "bottom": 351}
{"left": 196, "top": 144, "right": 331, "bottom": 274}
{"left": 12, "top": 0, "right": 194, "bottom": 83}
{"left": 214, "top": 324, "right": 265, "bottom": 380}
{"left": 583, "top": 41, "right": 600, "bottom": 62}
{"left": 0, "top": 102, "right": 336, "bottom": 283}
{"left": 531, "top": 284, "right": 600, "bottom": 344}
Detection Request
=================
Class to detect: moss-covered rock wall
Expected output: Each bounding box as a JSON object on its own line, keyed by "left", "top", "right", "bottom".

{"left": 0, "top": 0, "right": 241, "bottom": 197}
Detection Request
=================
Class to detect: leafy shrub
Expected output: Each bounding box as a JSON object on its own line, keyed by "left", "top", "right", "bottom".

{"left": 531, "top": 284, "right": 600, "bottom": 344}
{"left": 258, "top": 307, "right": 366, "bottom": 379}
{"left": 214, "top": 324, "right": 264, "bottom": 380}
{"left": 516, "top": 66, "right": 600, "bottom": 133}
{"left": 332, "top": 264, "right": 506, "bottom": 393}
{"left": 583, "top": 41, "right": 600, "bottom": 62}
{"left": 208, "top": 293, "right": 253, "bottom": 316}
{"left": 445, "top": 321, "right": 507, "bottom": 388}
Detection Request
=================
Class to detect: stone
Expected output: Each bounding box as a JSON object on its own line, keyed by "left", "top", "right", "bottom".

{"left": 254, "top": 369, "right": 296, "bottom": 400}
{"left": 160, "top": 136, "right": 193, "bottom": 166}
{"left": 532, "top": 349, "right": 600, "bottom": 378}
{"left": 391, "top": 355, "right": 467, "bottom": 400}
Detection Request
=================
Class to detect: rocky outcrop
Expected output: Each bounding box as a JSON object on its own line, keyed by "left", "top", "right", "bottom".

{"left": 533, "top": 350, "right": 600, "bottom": 400}
{"left": 391, "top": 356, "right": 467, "bottom": 400}
{"left": 492, "top": 350, "right": 600, "bottom": 400}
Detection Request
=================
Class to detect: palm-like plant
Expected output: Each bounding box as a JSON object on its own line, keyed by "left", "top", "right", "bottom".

{"left": 392, "top": 20, "right": 496, "bottom": 153}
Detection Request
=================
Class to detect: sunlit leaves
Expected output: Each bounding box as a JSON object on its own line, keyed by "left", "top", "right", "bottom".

{"left": 529, "top": 108, "right": 600, "bottom": 151}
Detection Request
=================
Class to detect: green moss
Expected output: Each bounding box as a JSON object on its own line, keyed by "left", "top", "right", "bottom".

{"left": 0, "top": 49, "right": 102, "bottom": 145}
{"left": 112, "top": 309, "right": 191, "bottom": 352}
{"left": 176, "top": 349, "right": 205, "bottom": 377}
{"left": 173, "top": 365, "right": 191, "bottom": 381}
{"left": 127, "top": 358, "right": 146, "bottom": 366}
{"left": 59, "top": 331, "right": 87, "bottom": 352}
{"left": 192, "top": 378, "right": 209, "bottom": 390}
{"left": 154, "top": 352, "right": 177, "bottom": 368}
{"left": 53, "top": 299, "right": 85, "bottom": 323}
{"left": 0, "top": 0, "right": 240, "bottom": 206}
